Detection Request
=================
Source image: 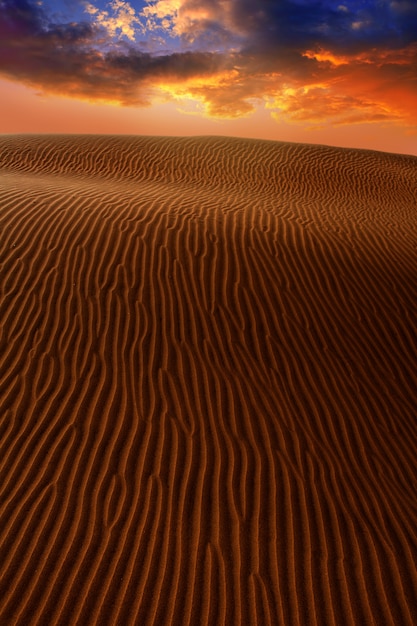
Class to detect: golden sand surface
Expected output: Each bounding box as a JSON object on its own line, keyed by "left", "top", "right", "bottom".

{"left": 1, "top": 135, "right": 417, "bottom": 625}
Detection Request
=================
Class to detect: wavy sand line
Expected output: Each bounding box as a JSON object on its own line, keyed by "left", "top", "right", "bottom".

{"left": 1, "top": 135, "right": 417, "bottom": 625}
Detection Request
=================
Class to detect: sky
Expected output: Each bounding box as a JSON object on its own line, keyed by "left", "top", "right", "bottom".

{"left": 1, "top": 0, "right": 417, "bottom": 154}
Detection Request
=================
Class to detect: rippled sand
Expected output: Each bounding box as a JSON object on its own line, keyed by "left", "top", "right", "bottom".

{"left": 1, "top": 135, "right": 417, "bottom": 625}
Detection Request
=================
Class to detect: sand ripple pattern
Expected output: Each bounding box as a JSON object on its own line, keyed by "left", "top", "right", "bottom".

{"left": 1, "top": 135, "right": 417, "bottom": 625}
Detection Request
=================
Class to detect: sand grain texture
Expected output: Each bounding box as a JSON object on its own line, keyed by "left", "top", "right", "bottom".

{"left": 1, "top": 135, "right": 417, "bottom": 625}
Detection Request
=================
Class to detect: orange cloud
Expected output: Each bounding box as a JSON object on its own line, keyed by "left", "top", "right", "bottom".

{"left": 147, "top": 42, "right": 417, "bottom": 132}
{"left": 267, "top": 85, "right": 402, "bottom": 129}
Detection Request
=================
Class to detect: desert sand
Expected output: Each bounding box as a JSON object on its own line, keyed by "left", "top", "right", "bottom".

{"left": 0, "top": 135, "right": 416, "bottom": 625}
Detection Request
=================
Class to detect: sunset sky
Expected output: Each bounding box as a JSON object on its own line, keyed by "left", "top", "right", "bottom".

{"left": 1, "top": 0, "right": 417, "bottom": 154}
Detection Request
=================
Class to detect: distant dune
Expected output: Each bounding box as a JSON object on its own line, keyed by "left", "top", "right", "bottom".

{"left": 1, "top": 135, "right": 416, "bottom": 625}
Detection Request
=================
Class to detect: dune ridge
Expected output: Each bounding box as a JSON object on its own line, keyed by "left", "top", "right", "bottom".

{"left": 0, "top": 135, "right": 416, "bottom": 625}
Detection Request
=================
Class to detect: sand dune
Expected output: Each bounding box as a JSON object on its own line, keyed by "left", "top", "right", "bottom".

{"left": 0, "top": 135, "right": 416, "bottom": 625}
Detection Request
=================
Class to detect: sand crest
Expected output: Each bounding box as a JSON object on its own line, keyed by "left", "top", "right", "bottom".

{"left": 1, "top": 135, "right": 417, "bottom": 625}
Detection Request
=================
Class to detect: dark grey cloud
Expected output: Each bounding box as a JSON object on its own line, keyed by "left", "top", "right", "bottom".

{"left": 227, "top": 0, "right": 417, "bottom": 53}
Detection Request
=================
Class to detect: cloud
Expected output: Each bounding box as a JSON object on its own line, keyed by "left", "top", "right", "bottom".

{"left": 267, "top": 85, "right": 402, "bottom": 128}
{"left": 0, "top": 0, "right": 416, "bottom": 132}
{"left": 0, "top": 0, "right": 228, "bottom": 105}
{"left": 84, "top": 0, "right": 143, "bottom": 42}
{"left": 0, "top": 0, "right": 45, "bottom": 36}
{"left": 139, "top": 0, "right": 240, "bottom": 50}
